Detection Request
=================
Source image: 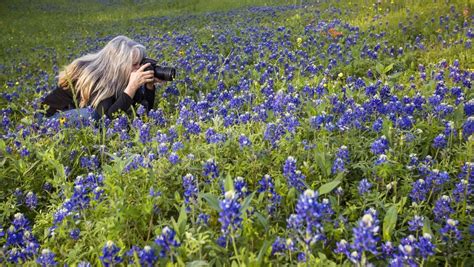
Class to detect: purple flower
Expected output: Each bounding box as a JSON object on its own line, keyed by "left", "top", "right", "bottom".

{"left": 154, "top": 226, "right": 180, "bottom": 258}
{"left": 258, "top": 174, "right": 281, "bottom": 215}
{"left": 70, "top": 228, "right": 80, "bottom": 240}
{"left": 238, "top": 134, "right": 251, "bottom": 148}
{"left": 439, "top": 218, "right": 462, "bottom": 242}
{"left": 25, "top": 191, "right": 37, "bottom": 209}
{"left": 100, "top": 241, "right": 123, "bottom": 266}
{"left": 433, "top": 195, "right": 453, "bottom": 222}
{"left": 370, "top": 136, "right": 389, "bottom": 155}
{"left": 408, "top": 215, "right": 424, "bottom": 232}
{"left": 202, "top": 158, "right": 219, "bottom": 181}
{"left": 288, "top": 189, "right": 333, "bottom": 248}
{"left": 168, "top": 152, "right": 180, "bottom": 165}
{"left": 283, "top": 156, "right": 306, "bottom": 192}
{"left": 432, "top": 134, "right": 447, "bottom": 149}
{"left": 37, "top": 249, "right": 57, "bottom": 267}
{"left": 462, "top": 117, "right": 474, "bottom": 138}
{"left": 358, "top": 179, "right": 372, "bottom": 194}
{"left": 218, "top": 191, "right": 242, "bottom": 246}
{"left": 182, "top": 174, "right": 198, "bottom": 209}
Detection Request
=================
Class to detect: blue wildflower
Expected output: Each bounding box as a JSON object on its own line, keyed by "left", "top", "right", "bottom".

{"left": 358, "top": 179, "right": 372, "bottom": 194}
{"left": 155, "top": 226, "right": 180, "bottom": 258}
{"left": 100, "top": 241, "right": 123, "bottom": 266}
{"left": 37, "top": 249, "right": 57, "bottom": 267}
{"left": 218, "top": 190, "right": 242, "bottom": 246}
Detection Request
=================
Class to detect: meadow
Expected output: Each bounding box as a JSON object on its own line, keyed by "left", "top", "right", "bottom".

{"left": 0, "top": 0, "right": 473, "bottom": 266}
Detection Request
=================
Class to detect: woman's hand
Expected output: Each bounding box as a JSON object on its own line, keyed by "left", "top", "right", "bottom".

{"left": 125, "top": 63, "right": 154, "bottom": 98}
{"left": 145, "top": 77, "right": 166, "bottom": 90}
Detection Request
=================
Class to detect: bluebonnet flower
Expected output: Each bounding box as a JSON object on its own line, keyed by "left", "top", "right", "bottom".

{"left": 358, "top": 178, "right": 372, "bottom": 194}
{"left": 238, "top": 134, "right": 251, "bottom": 148}
{"left": 408, "top": 215, "right": 424, "bottom": 232}
{"left": 462, "top": 117, "right": 474, "bottom": 138}
{"left": 136, "top": 104, "right": 146, "bottom": 117}
{"left": 331, "top": 157, "right": 346, "bottom": 174}
{"left": 409, "top": 179, "right": 430, "bottom": 203}
{"left": 202, "top": 158, "right": 219, "bottom": 181}
{"left": 197, "top": 213, "right": 210, "bottom": 225}
{"left": 372, "top": 118, "right": 383, "bottom": 133}
{"left": 257, "top": 174, "right": 281, "bottom": 215}
{"left": 375, "top": 154, "right": 388, "bottom": 165}
{"left": 155, "top": 226, "right": 180, "bottom": 258}
{"left": 100, "top": 241, "right": 123, "bottom": 266}
{"left": 432, "top": 134, "right": 447, "bottom": 149}
{"left": 78, "top": 261, "right": 92, "bottom": 267}
{"left": 439, "top": 218, "right": 462, "bottom": 242}
{"left": 381, "top": 241, "right": 395, "bottom": 258}
{"left": 205, "top": 127, "right": 226, "bottom": 144}
{"left": 171, "top": 141, "right": 184, "bottom": 152}
{"left": 453, "top": 179, "right": 470, "bottom": 202}
{"left": 287, "top": 189, "right": 333, "bottom": 257}
{"left": 128, "top": 245, "right": 158, "bottom": 266}
{"left": 37, "top": 249, "right": 57, "bottom": 267}
{"left": 433, "top": 195, "right": 453, "bottom": 222}
{"left": 271, "top": 237, "right": 289, "bottom": 255}
{"left": 417, "top": 233, "right": 435, "bottom": 259}
{"left": 70, "top": 228, "right": 80, "bottom": 240}
{"left": 218, "top": 190, "right": 242, "bottom": 246}
{"left": 234, "top": 176, "right": 249, "bottom": 199}
{"left": 20, "top": 146, "right": 30, "bottom": 157}
{"left": 168, "top": 152, "right": 180, "bottom": 165}
{"left": 283, "top": 156, "right": 306, "bottom": 192}
{"left": 25, "top": 191, "right": 38, "bottom": 209}
{"left": 139, "top": 123, "right": 151, "bottom": 144}
{"left": 182, "top": 174, "right": 198, "bottom": 209}
{"left": 370, "top": 136, "right": 389, "bottom": 155}
{"left": 4, "top": 213, "right": 39, "bottom": 263}
{"left": 158, "top": 142, "right": 168, "bottom": 156}
{"left": 352, "top": 209, "right": 380, "bottom": 255}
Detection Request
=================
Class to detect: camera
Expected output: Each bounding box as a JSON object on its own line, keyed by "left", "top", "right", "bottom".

{"left": 141, "top": 57, "right": 176, "bottom": 81}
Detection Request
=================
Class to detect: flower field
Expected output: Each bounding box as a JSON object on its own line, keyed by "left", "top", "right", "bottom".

{"left": 0, "top": 0, "right": 473, "bottom": 266}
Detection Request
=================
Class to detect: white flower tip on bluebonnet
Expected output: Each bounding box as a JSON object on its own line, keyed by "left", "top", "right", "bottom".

{"left": 447, "top": 218, "right": 457, "bottom": 226}
{"left": 42, "top": 248, "right": 51, "bottom": 255}
{"left": 287, "top": 156, "right": 296, "bottom": 162}
{"left": 106, "top": 240, "right": 114, "bottom": 248}
{"left": 441, "top": 195, "right": 450, "bottom": 201}
{"left": 408, "top": 235, "right": 416, "bottom": 242}
{"left": 144, "top": 245, "right": 152, "bottom": 252}
{"left": 423, "top": 233, "right": 432, "bottom": 240}
{"left": 14, "top": 213, "right": 24, "bottom": 220}
{"left": 403, "top": 244, "right": 413, "bottom": 254}
{"left": 162, "top": 226, "right": 172, "bottom": 235}
{"left": 224, "top": 190, "right": 236, "bottom": 200}
{"left": 235, "top": 176, "right": 244, "bottom": 182}
{"left": 303, "top": 189, "right": 315, "bottom": 198}
{"left": 350, "top": 251, "right": 358, "bottom": 258}
{"left": 340, "top": 145, "right": 347, "bottom": 149}
{"left": 339, "top": 239, "right": 347, "bottom": 245}
{"left": 362, "top": 213, "right": 374, "bottom": 227}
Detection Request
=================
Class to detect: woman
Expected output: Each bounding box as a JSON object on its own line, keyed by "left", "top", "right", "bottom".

{"left": 41, "top": 35, "right": 164, "bottom": 124}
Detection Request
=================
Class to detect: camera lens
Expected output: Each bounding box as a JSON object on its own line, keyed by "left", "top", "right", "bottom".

{"left": 154, "top": 66, "right": 176, "bottom": 81}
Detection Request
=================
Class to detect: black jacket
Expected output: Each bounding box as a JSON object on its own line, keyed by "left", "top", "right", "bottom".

{"left": 41, "top": 85, "right": 156, "bottom": 119}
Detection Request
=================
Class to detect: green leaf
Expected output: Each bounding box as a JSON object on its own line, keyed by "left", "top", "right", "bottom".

{"left": 318, "top": 179, "right": 341, "bottom": 195}
{"left": 257, "top": 240, "right": 270, "bottom": 264}
{"left": 422, "top": 217, "right": 434, "bottom": 237}
{"left": 384, "top": 63, "right": 394, "bottom": 74}
{"left": 240, "top": 191, "right": 255, "bottom": 213}
{"left": 224, "top": 174, "right": 234, "bottom": 192}
{"left": 177, "top": 204, "right": 188, "bottom": 236}
{"left": 383, "top": 205, "right": 398, "bottom": 241}
{"left": 375, "top": 63, "right": 384, "bottom": 75}
{"left": 255, "top": 212, "right": 269, "bottom": 230}
{"left": 186, "top": 260, "right": 209, "bottom": 267}
{"left": 201, "top": 193, "right": 221, "bottom": 211}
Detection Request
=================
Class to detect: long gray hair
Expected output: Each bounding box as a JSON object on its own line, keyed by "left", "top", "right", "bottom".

{"left": 58, "top": 35, "right": 146, "bottom": 108}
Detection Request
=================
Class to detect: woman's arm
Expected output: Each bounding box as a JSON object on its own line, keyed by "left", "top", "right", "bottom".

{"left": 42, "top": 86, "right": 75, "bottom": 117}
{"left": 95, "top": 92, "right": 134, "bottom": 119}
